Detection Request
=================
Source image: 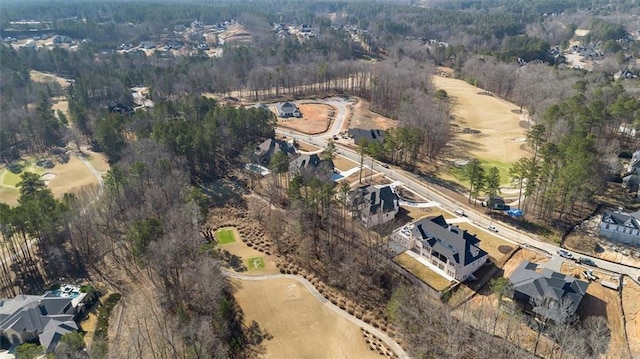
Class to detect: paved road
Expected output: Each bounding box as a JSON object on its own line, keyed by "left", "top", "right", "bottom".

{"left": 276, "top": 118, "right": 640, "bottom": 280}
{"left": 225, "top": 270, "right": 409, "bottom": 359}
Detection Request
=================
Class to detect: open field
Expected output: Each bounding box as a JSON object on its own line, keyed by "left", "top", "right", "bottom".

{"left": 277, "top": 103, "right": 333, "bottom": 135}
{"left": 30, "top": 70, "right": 72, "bottom": 89}
{"left": 295, "top": 141, "right": 321, "bottom": 152}
{"left": 233, "top": 277, "right": 380, "bottom": 359}
{"left": 217, "top": 227, "right": 279, "bottom": 276}
{"left": 1, "top": 156, "right": 99, "bottom": 205}
{"left": 350, "top": 99, "right": 397, "bottom": 130}
{"left": 332, "top": 155, "right": 357, "bottom": 172}
{"left": 247, "top": 256, "right": 265, "bottom": 270}
{"left": 393, "top": 252, "right": 452, "bottom": 291}
{"left": 218, "top": 24, "right": 252, "bottom": 45}
{"left": 454, "top": 223, "right": 515, "bottom": 262}
{"left": 622, "top": 278, "right": 640, "bottom": 357}
{"left": 432, "top": 75, "right": 530, "bottom": 187}
{"left": 216, "top": 228, "right": 237, "bottom": 244}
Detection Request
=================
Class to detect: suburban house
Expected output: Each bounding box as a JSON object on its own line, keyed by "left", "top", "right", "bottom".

{"left": 0, "top": 292, "right": 84, "bottom": 352}
{"left": 391, "top": 215, "right": 488, "bottom": 282}
{"left": 622, "top": 174, "right": 640, "bottom": 198}
{"left": 626, "top": 149, "right": 640, "bottom": 175}
{"left": 254, "top": 138, "right": 297, "bottom": 167}
{"left": 348, "top": 184, "right": 400, "bottom": 227}
{"left": 276, "top": 102, "right": 301, "bottom": 118}
{"left": 509, "top": 261, "right": 589, "bottom": 323}
{"left": 599, "top": 209, "right": 640, "bottom": 245}
{"left": 289, "top": 153, "right": 334, "bottom": 181}
{"left": 253, "top": 103, "right": 271, "bottom": 112}
{"left": 348, "top": 128, "right": 385, "bottom": 145}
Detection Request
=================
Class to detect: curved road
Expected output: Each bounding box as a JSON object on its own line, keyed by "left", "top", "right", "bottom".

{"left": 274, "top": 107, "right": 640, "bottom": 280}
{"left": 225, "top": 270, "right": 409, "bottom": 359}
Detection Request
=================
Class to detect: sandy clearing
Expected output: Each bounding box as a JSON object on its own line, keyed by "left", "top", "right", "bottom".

{"left": 623, "top": 278, "right": 640, "bottom": 357}
{"left": 51, "top": 96, "right": 69, "bottom": 117}
{"left": 218, "top": 24, "right": 252, "bottom": 44}
{"left": 29, "top": 70, "right": 72, "bottom": 89}
{"left": 232, "top": 277, "right": 380, "bottom": 359}
{"left": 575, "top": 29, "right": 590, "bottom": 37}
{"left": 432, "top": 75, "right": 530, "bottom": 164}
{"left": 350, "top": 99, "right": 398, "bottom": 130}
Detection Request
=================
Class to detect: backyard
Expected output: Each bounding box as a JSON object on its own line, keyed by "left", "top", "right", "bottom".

{"left": 393, "top": 251, "right": 452, "bottom": 291}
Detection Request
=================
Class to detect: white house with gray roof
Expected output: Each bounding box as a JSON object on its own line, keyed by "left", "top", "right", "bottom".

{"left": 0, "top": 295, "right": 79, "bottom": 352}
{"left": 391, "top": 215, "right": 488, "bottom": 282}
{"left": 509, "top": 261, "right": 589, "bottom": 323}
{"left": 599, "top": 209, "right": 640, "bottom": 245}
{"left": 275, "top": 102, "right": 301, "bottom": 118}
{"left": 348, "top": 184, "right": 399, "bottom": 227}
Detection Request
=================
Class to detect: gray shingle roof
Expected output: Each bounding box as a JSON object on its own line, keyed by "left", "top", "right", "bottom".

{"left": 350, "top": 184, "right": 398, "bottom": 215}
{"left": 348, "top": 128, "right": 385, "bottom": 144}
{"left": 602, "top": 210, "right": 640, "bottom": 228}
{"left": 509, "top": 261, "right": 589, "bottom": 320}
{"left": 412, "top": 215, "right": 487, "bottom": 266}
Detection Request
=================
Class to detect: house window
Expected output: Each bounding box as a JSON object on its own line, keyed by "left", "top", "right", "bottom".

{"left": 432, "top": 259, "right": 438, "bottom": 266}
{"left": 606, "top": 224, "right": 610, "bottom": 229}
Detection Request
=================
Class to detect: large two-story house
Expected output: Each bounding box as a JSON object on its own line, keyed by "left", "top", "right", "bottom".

{"left": 348, "top": 184, "right": 399, "bottom": 227}
{"left": 275, "top": 102, "right": 301, "bottom": 118}
{"left": 391, "top": 215, "right": 488, "bottom": 282}
{"left": 599, "top": 209, "right": 640, "bottom": 245}
{"left": 254, "top": 138, "right": 297, "bottom": 167}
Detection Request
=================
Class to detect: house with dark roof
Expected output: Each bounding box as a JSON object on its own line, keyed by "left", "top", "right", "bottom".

{"left": 622, "top": 174, "right": 640, "bottom": 197}
{"left": 348, "top": 184, "right": 399, "bottom": 227}
{"left": 348, "top": 128, "right": 385, "bottom": 145}
{"left": 254, "top": 138, "right": 297, "bottom": 167}
{"left": 509, "top": 261, "right": 589, "bottom": 323}
{"left": 276, "top": 102, "right": 301, "bottom": 118}
{"left": 289, "top": 153, "right": 334, "bottom": 182}
{"left": 391, "top": 215, "right": 488, "bottom": 281}
{"left": 0, "top": 295, "right": 79, "bottom": 352}
{"left": 599, "top": 209, "right": 640, "bottom": 245}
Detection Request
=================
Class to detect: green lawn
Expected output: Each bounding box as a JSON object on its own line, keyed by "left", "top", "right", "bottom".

{"left": 446, "top": 158, "right": 513, "bottom": 189}
{"left": 247, "top": 256, "right": 265, "bottom": 270}
{"left": 216, "top": 228, "right": 236, "bottom": 244}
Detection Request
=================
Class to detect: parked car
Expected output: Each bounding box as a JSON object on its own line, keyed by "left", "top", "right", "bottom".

{"left": 582, "top": 269, "right": 597, "bottom": 281}
{"left": 381, "top": 163, "right": 389, "bottom": 168}
{"left": 454, "top": 208, "right": 465, "bottom": 216}
{"left": 487, "top": 224, "right": 498, "bottom": 232}
{"left": 557, "top": 249, "right": 574, "bottom": 259}
{"left": 578, "top": 257, "right": 597, "bottom": 267}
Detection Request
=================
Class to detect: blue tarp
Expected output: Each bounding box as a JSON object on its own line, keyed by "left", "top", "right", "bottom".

{"left": 507, "top": 208, "right": 524, "bottom": 217}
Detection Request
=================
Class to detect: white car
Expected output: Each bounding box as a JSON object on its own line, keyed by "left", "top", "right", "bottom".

{"left": 487, "top": 225, "right": 498, "bottom": 232}
{"left": 557, "top": 249, "right": 574, "bottom": 259}
{"left": 454, "top": 208, "right": 465, "bottom": 216}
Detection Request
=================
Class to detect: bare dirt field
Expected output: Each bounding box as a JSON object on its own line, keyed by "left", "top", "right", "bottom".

{"left": 218, "top": 24, "right": 252, "bottom": 45}
{"left": 501, "top": 249, "right": 549, "bottom": 276}
{"left": 558, "top": 262, "right": 630, "bottom": 358}
{"left": 30, "top": 70, "right": 72, "bottom": 89}
{"left": 350, "top": 99, "right": 398, "bottom": 130}
{"left": 431, "top": 75, "right": 530, "bottom": 165}
{"left": 622, "top": 278, "right": 640, "bottom": 357}
{"left": 455, "top": 223, "right": 515, "bottom": 262}
{"left": 233, "top": 277, "right": 380, "bottom": 359}
{"left": 277, "top": 103, "right": 333, "bottom": 135}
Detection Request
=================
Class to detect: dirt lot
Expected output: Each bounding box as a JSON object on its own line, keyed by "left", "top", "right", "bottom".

{"left": 431, "top": 75, "right": 530, "bottom": 165}
{"left": 349, "top": 99, "right": 398, "bottom": 130}
{"left": 332, "top": 155, "right": 357, "bottom": 172}
{"left": 30, "top": 70, "right": 72, "bottom": 89}
{"left": 218, "top": 24, "right": 252, "bottom": 45}
{"left": 501, "top": 249, "right": 549, "bottom": 277}
{"left": 277, "top": 103, "right": 333, "bottom": 135}
{"left": 454, "top": 223, "right": 515, "bottom": 262}
{"left": 233, "top": 277, "right": 380, "bottom": 359}
{"left": 622, "top": 278, "right": 640, "bottom": 357}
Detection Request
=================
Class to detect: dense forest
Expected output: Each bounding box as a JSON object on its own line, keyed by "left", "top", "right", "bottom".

{"left": 1, "top": 0, "right": 639, "bottom": 357}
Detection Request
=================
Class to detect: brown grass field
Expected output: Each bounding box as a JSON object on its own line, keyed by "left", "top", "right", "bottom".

{"left": 0, "top": 156, "right": 100, "bottom": 206}
{"left": 233, "top": 277, "right": 380, "bottom": 359}
{"left": 454, "top": 223, "right": 514, "bottom": 262}
{"left": 30, "top": 70, "right": 72, "bottom": 89}
{"left": 431, "top": 75, "right": 530, "bottom": 165}
{"left": 393, "top": 252, "right": 452, "bottom": 291}
{"left": 332, "top": 155, "right": 357, "bottom": 172}
{"left": 218, "top": 24, "right": 252, "bottom": 45}
{"left": 350, "top": 99, "right": 397, "bottom": 130}
{"left": 277, "top": 103, "right": 333, "bottom": 135}
{"left": 622, "top": 278, "right": 640, "bottom": 357}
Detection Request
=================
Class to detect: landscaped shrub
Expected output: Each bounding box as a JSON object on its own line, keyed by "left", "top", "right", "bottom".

{"left": 94, "top": 293, "right": 122, "bottom": 341}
